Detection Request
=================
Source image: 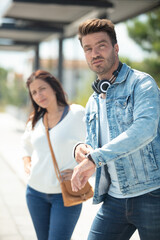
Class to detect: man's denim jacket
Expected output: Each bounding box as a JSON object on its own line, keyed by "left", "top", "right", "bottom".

{"left": 86, "top": 63, "right": 160, "bottom": 204}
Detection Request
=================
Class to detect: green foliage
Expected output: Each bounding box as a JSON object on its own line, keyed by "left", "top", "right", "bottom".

{"left": 127, "top": 8, "right": 160, "bottom": 56}
{"left": 7, "top": 76, "right": 28, "bottom": 107}
{"left": 0, "top": 67, "right": 8, "bottom": 106}
{"left": 126, "top": 9, "right": 160, "bottom": 87}
{"left": 0, "top": 67, "right": 28, "bottom": 109}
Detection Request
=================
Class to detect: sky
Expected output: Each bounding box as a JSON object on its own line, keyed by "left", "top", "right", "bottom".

{"left": 0, "top": 22, "right": 149, "bottom": 74}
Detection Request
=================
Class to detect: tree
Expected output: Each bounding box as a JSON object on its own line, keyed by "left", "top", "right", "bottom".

{"left": 0, "top": 67, "right": 28, "bottom": 110}
{"left": 7, "top": 73, "right": 28, "bottom": 107}
{"left": 0, "top": 67, "right": 8, "bottom": 107}
{"left": 126, "top": 8, "right": 160, "bottom": 86}
{"left": 127, "top": 8, "right": 160, "bottom": 56}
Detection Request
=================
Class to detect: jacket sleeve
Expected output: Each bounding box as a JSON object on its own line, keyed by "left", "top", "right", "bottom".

{"left": 90, "top": 76, "right": 160, "bottom": 167}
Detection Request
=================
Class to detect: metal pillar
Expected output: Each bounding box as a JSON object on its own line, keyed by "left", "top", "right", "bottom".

{"left": 34, "top": 43, "right": 40, "bottom": 70}
{"left": 58, "top": 37, "right": 63, "bottom": 83}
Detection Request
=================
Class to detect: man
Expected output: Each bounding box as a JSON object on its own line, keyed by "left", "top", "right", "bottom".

{"left": 71, "top": 18, "right": 160, "bottom": 240}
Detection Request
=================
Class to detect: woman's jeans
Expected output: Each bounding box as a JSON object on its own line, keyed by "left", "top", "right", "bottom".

{"left": 88, "top": 188, "right": 160, "bottom": 240}
{"left": 26, "top": 185, "right": 82, "bottom": 240}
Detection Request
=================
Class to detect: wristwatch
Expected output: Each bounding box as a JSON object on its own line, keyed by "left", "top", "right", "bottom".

{"left": 86, "top": 153, "right": 95, "bottom": 165}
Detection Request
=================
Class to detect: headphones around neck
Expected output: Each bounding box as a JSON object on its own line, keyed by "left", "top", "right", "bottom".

{"left": 92, "top": 61, "right": 123, "bottom": 94}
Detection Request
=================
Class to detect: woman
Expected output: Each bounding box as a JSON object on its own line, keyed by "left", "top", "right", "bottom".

{"left": 21, "top": 70, "right": 86, "bottom": 240}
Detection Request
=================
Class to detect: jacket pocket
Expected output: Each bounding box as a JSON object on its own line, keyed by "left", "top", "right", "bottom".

{"left": 141, "top": 143, "right": 158, "bottom": 171}
{"left": 115, "top": 95, "right": 133, "bottom": 130}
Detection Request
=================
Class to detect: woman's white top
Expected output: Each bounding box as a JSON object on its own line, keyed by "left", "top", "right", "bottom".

{"left": 21, "top": 104, "right": 86, "bottom": 194}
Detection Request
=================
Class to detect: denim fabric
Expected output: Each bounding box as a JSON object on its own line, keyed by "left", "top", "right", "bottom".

{"left": 26, "top": 185, "right": 82, "bottom": 240}
{"left": 85, "top": 63, "right": 160, "bottom": 204}
{"left": 88, "top": 188, "right": 160, "bottom": 240}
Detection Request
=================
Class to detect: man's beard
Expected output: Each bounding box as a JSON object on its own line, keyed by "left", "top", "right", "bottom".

{"left": 92, "top": 64, "right": 108, "bottom": 75}
{"left": 89, "top": 55, "right": 116, "bottom": 76}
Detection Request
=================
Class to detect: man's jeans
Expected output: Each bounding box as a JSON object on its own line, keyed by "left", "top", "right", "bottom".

{"left": 26, "top": 185, "right": 82, "bottom": 240}
{"left": 88, "top": 188, "right": 160, "bottom": 240}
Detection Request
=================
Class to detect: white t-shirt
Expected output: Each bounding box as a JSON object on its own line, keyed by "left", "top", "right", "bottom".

{"left": 99, "top": 97, "right": 122, "bottom": 197}
{"left": 21, "top": 104, "right": 86, "bottom": 193}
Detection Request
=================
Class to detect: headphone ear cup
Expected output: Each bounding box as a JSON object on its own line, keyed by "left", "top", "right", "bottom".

{"left": 97, "top": 80, "right": 110, "bottom": 94}
{"left": 91, "top": 62, "right": 122, "bottom": 94}
{"left": 92, "top": 81, "right": 101, "bottom": 94}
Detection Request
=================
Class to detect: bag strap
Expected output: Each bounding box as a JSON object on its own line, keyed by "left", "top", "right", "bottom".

{"left": 43, "top": 113, "right": 62, "bottom": 183}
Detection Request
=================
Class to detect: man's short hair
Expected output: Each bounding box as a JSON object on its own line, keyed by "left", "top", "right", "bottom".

{"left": 78, "top": 18, "right": 117, "bottom": 47}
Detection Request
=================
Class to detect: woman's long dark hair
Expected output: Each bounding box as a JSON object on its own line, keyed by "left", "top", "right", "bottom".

{"left": 26, "top": 70, "right": 68, "bottom": 129}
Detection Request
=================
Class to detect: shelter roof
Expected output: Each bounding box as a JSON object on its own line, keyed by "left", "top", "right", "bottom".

{"left": 0, "top": 0, "right": 160, "bottom": 51}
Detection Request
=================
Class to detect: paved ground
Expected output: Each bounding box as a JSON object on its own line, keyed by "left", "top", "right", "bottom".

{"left": 0, "top": 112, "right": 139, "bottom": 240}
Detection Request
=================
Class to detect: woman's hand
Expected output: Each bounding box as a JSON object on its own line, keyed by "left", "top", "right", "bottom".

{"left": 23, "top": 156, "right": 31, "bottom": 175}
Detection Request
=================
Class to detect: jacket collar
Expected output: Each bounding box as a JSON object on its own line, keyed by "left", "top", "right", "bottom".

{"left": 114, "top": 63, "right": 130, "bottom": 84}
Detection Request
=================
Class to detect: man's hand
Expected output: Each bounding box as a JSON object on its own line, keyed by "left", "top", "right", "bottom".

{"left": 71, "top": 158, "right": 96, "bottom": 192}
{"left": 75, "top": 143, "right": 93, "bottom": 163}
